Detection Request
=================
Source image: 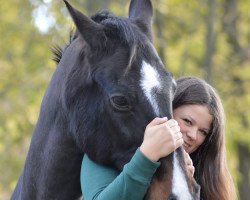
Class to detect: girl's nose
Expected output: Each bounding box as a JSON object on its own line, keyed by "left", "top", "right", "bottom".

{"left": 186, "top": 127, "right": 197, "bottom": 140}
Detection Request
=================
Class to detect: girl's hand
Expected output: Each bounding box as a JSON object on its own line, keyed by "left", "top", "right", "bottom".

{"left": 184, "top": 151, "right": 195, "bottom": 177}
{"left": 140, "top": 117, "right": 184, "bottom": 161}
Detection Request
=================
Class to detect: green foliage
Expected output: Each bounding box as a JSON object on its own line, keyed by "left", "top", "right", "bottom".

{"left": 1, "top": 0, "right": 249, "bottom": 199}
{"left": 0, "top": 0, "right": 61, "bottom": 198}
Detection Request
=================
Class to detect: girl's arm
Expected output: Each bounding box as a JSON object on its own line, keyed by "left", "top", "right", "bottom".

{"left": 81, "top": 117, "right": 185, "bottom": 200}
{"left": 81, "top": 149, "right": 160, "bottom": 200}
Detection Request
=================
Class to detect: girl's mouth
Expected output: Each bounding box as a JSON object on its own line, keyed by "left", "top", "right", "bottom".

{"left": 183, "top": 141, "right": 191, "bottom": 149}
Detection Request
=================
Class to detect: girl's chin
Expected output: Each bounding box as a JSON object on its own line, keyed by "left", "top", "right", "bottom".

{"left": 184, "top": 147, "right": 191, "bottom": 153}
{"left": 183, "top": 145, "right": 196, "bottom": 154}
{"left": 183, "top": 142, "right": 191, "bottom": 153}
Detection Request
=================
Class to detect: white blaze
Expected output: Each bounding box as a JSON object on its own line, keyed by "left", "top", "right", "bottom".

{"left": 140, "top": 61, "right": 161, "bottom": 115}
{"left": 140, "top": 61, "right": 191, "bottom": 200}
{"left": 172, "top": 151, "right": 192, "bottom": 200}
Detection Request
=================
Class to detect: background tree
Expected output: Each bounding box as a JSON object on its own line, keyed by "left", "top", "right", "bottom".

{"left": 1, "top": 0, "right": 249, "bottom": 199}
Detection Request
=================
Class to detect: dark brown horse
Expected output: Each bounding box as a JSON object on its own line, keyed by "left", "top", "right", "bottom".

{"left": 11, "top": 0, "right": 200, "bottom": 199}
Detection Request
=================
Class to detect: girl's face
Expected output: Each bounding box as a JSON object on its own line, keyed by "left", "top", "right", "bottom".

{"left": 173, "top": 104, "right": 213, "bottom": 154}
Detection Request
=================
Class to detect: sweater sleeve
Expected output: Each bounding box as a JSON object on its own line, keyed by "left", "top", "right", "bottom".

{"left": 81, "top": 149, "right": 160, "bottom": 200}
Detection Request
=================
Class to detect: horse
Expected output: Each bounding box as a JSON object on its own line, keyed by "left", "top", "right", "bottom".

{"left": 11, "top": 0, "right": 200, "bottom": 199}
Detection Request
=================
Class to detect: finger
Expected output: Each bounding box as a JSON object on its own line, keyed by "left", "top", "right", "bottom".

{"left": 186, "top": 158, "right": 192, "bottom": 166}
{"left": 184, "top": 151, "right": 190, "bottom": 164}
{"left": 175, "top": 138, "right": 184, "bottom": 149}
{"left": 174, "top": 131, "right": 182, "bottom": 140}
{"left": 191, "top": 166, "right": 195, "bottom": 176}
{"left": 189, "top": 157, "right": 193, "bottom": 166}
{"left": 149, "top": 117, "right": 168, "bottom": 125}
{"left": 189, "top": 166, "right": 195, "bottom": 176}
{"left": 184, "top": 152, "right": 193, "bottom": 166}
{"left": 166, "top": 119, "right": 178, "bottom": 128}
{"left": 148, "top": 117, "right": 168, "bottom": 127}
{"left": 171, "top": 125, "right": 181, "bottom": 133}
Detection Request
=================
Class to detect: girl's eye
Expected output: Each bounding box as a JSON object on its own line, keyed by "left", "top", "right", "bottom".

{"left": 200, "top": 130, "right": 208, "bottom": 137}
{"left": 183, "top": 118, "right": 192, "bottom": 125}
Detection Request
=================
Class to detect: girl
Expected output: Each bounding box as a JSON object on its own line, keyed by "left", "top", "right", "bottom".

{"left": 81, "top": 76, "right": 236, "bottom": 200}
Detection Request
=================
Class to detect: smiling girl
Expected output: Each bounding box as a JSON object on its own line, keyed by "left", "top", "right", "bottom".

{"left": 81, "top": 76, "right": 236, "bottom": 200}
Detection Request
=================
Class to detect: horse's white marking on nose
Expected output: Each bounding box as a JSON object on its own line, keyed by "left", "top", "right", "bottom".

{"left": 172, "top": 151, "right": 192, "bottom": 200}
{"left": 140, "top": 60, "right": 161, "bottom": 115}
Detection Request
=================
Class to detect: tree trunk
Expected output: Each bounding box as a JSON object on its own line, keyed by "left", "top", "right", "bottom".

{"left": 237, "top": 143, "right": 250, "bottom": 200}
{"left": 154, "top": 9, "right": 167, "bottom": 66}
{"left": 222, "top": 0, "right": 250, "bottom": 198}
{"left": 203, "top": 0, "right": 216, "bottom": 84}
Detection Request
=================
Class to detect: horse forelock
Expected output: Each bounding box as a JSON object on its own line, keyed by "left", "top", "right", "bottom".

{"left": 91, "top": 10, "right": 148, "bottom": 48}
{"left": 52, "top": 10, "right": 151, "bottom": 74}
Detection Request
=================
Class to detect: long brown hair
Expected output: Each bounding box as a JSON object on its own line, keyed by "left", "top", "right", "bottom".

{"left": 173, "top": 76, "right": 236, "bottom": 200}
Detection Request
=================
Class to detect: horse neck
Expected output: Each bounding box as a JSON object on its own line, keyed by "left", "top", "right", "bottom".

{"left": 144, "top": 148, "right": 196, "bottom": 200}
{"left": 144, "top": 154, "right": 174, "bottom": 199}
{"left": 16, "top": 87, "right": 83, "bottom": 199}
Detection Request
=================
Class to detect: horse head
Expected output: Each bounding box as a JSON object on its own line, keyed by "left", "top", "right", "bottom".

{"left": 61, "top": 0, "right": 175, "bottom": 169}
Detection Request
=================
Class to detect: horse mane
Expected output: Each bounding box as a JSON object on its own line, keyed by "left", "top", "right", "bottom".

{"left": 91, "top": 11, "right": 144, "bottom": 47}
{"left": 52, "top": 10, "right": 147, "bottom": 64}
{"left": 51, "top": 30, "right": 77, "bottom": 64}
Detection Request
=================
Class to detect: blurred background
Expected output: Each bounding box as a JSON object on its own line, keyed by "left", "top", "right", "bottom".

{"left": 0, "top": 0, "right": 249, "bottom": 199}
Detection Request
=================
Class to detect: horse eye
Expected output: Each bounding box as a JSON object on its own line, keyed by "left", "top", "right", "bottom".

{"left": 110, "top": 95, "right": 131, "bottom": 111}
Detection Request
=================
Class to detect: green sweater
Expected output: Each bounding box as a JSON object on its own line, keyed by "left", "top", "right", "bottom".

{"left": 81, "top": 149, "right": 160, "bottom": 200}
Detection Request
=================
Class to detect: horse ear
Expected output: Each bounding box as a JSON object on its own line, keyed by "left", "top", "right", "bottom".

{"left": 128, "top": 0, "right": 153, "bottom": 41}
{"left": 64, "top": 0, "right": 105, "bottom": 49}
